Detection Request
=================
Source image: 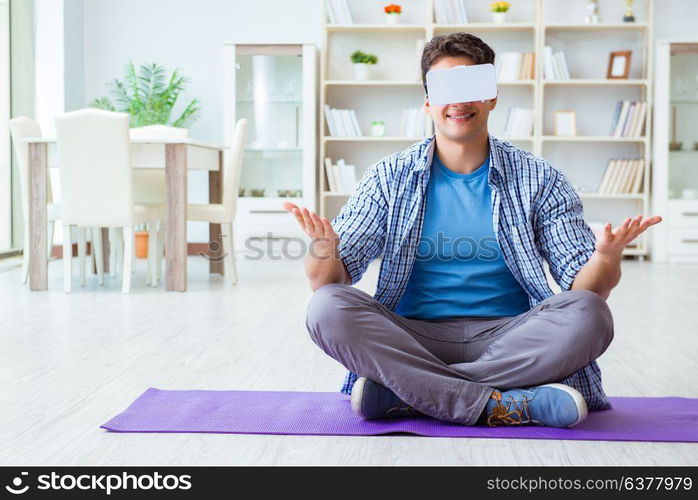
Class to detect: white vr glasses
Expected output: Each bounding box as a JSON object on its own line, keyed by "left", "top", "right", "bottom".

{"left": 425, "top": 63, "right": 498, "bottom": 106}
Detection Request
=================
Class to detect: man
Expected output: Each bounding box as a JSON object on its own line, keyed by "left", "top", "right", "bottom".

{"left": 283, "top": 33, "right": 661, "bottom": 428}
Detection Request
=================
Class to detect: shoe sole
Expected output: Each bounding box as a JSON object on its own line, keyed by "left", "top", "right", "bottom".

{"left": 350, "top": 377, "right": 369, "bottom": 419}
{"left": 539, "top": 383, "right": 588, "bottom": 427}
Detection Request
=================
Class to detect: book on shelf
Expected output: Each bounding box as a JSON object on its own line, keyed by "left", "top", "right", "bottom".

{"left": 325, "top": 157, "right": 358, "bottom": 194}
{"left": 609, "top": 100, "right": 646, "bottom": 137}
{"left": 434, "top": 0, "right": 468, "bottom": 24}
{"left": 324, "top": 105, "right": 362, "bottom": 136}
{"left": 496, "top": 52, "right": 535, "bottom": 82}
{"left": 503, "top": 107, "right": 534, "bottom": 137}
{"left": 543, "top": 46, "right": 571, "bottom": 80}
{"left": 597, "top": 158, "right": 644, "bottom": 194}
{"left": 401, "top": 108, "right": 427, "bottom": 137}
{"left": 325, "top": 0, "right": 353, "bottom": 25}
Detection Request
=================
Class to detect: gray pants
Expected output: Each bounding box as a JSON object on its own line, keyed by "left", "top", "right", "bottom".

{"left": 305, "top": 284, "right": 614, "bottom": 425}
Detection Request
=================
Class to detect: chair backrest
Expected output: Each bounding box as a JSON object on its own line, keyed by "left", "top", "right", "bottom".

{"left": 129, "top": 125, "right": 189, "bottom": 204}
{"left": 9, "top": 117, "right": 52, "bottom": 220}
{"left": 55, "top": 108, "right": 133, "bottom": 227}
{"left": 223, "top": 119, "right": 248, "bottom": 220}
{"left": 129, "top": 124, "right": 189, "bottom": 140}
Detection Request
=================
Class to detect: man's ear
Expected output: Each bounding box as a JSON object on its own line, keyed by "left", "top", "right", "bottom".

{"left": 488, "top": 91, "right": 498, "bottom": 111}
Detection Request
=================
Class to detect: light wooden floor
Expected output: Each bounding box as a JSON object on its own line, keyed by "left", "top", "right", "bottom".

{"left": 0, "top": 253, "right": 697, "bottom": 466}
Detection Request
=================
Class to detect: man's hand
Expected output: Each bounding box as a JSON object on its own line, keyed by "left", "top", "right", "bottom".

{"left": 282, "top": 202, "right": 339, "bottom": 260}
{"left": 282, "top": 202, "right": 349, "bottom": 289}
{"left": 572, "top": 214, "right": 662, "bottom": 299}
{"left": 596, "top": 214, "right": 663, "bottom": 258}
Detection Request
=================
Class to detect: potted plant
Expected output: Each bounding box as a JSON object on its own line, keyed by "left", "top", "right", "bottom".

{"left": 490, "top": 1, "right": 511, "bottom": 24}
{"left": 90, "top": 61, "right": 201, "bottom": 127}
{"left": 384, "top": 4, "right": 402, "bottom": 24}
{"left": 351, "top": 50, "right": 378, "bottom": 80}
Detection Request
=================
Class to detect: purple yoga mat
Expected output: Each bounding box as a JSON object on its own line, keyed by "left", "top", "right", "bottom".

{"left": 101, "top": 388, "right": 698, "bottom": 443}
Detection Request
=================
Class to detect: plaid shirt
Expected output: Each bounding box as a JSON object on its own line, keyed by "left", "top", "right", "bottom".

{"left": 332, "top": 133, "right": 612, "bottom": 411}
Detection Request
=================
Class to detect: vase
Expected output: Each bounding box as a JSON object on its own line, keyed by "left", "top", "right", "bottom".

{"left": 135, "top": 231, "right": 148, "bottom": 259}
{"left": 353, "top": 63, "right": 371, "bottom": 81}
{"left": 492, "top": 12, "right": 507, "bottom": 24}
{"left": 385, "top": 13, "right": 399, "bottom": 25}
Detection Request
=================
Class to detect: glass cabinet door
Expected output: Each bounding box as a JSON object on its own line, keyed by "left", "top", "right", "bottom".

{"left": 668, "top": 43, "right": 698, "bottom": 199}
{"left": 235, "top": 45, "right": 304, "bottom": 199}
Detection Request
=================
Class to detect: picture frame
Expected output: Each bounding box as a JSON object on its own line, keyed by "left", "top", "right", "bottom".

{"left": 554, "top": 110, "right": 577, "bottom": 136}
{"left": 607, "top": 50, "right": 632, "bottom": 79}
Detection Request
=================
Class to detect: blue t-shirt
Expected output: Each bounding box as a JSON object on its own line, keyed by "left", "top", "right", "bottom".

{"left": 394, "top": 151, "right": 530, "bottom": 319}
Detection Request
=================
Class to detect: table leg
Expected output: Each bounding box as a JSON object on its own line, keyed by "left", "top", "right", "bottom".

{"left": 28, "top": 143, "right": 48, "bottom": 290}
{"left": 208, "top": 150, "right": 224, "bottom": 275}
{"left": 101, "top": 227, "right": 110, "bottom": 274}
{"left": 165, "top": 143, "right": 188, "bottom": 291}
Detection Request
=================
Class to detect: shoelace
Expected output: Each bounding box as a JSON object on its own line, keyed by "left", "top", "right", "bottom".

{"left": 485, "top": 390, "right": 537, "bottom": 427}
{"left": 385, "top": 401, "right": 421, "bottom": 418}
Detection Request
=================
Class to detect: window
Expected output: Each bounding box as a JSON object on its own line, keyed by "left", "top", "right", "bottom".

{"left": 0, "top": 0, "right": 11, "bottom": 251}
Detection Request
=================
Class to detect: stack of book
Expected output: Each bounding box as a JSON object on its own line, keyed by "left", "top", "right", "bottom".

{"left": 401, "top": 108, "right": 427, "bottom": 137}
{"left": 324, "top": 105, "right": 363, "bottom": 136}
{"left": 503, "top": 107, "right": 535, "bottom": 137}
{"left": 324, "top": 158, "right": 358, "bottom": 194}
{"left": 496, "top": 52, "right": 536, "bottom": 81}
{"left": 434, "top": 0, "right": 468, "bottom": 23}
{"left": 543, "top": 46, "right": 571, "bottom": 80}
{"left": 325, "top": 0, "right": 353, "bottom": 24}
{"left": 597, "top": 158, "right": 645, "bottom": 194}
{"left": 609, "top": 100, "right": 647, "bottom": 137}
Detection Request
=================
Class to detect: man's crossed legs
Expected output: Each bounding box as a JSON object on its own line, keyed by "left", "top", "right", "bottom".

{"left": 305, "top": 284, "right": 614, "bottom": 427}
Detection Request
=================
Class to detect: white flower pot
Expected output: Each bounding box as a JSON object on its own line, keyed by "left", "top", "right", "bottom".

{"left": 353, "top": 63, "right": 371, "bottom": 81}
{"left": 385, "top": 13, "right": 399, "bottom": 25}
{"left": 492, "top": 12, "right": 507, "bottom": 24}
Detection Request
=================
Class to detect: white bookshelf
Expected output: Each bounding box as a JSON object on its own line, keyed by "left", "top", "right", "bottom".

{"left": 319, "top": 0, "right": 653, "bottom": 256}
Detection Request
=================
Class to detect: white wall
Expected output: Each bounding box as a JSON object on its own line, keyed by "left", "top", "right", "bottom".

{"left": 80, "top": 0, "right": 322, "bottom": 241}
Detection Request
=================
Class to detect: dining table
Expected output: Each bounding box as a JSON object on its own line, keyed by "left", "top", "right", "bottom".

{"left": 22, "top": 137, "right": 227, "bottom": 292}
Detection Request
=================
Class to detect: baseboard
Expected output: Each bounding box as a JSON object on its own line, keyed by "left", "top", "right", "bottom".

{"left": 51, "top": 242, "right": 208, "bottom": 258}
{"left": 51, "top": 243, "right": 92, "bottom": 258}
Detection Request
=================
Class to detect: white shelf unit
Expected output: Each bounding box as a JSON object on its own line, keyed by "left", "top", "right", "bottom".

{"left": 652, "top": 40, "right": 698, "bottom": 263}
{"left": 319, "top": 0, "right": 653, "bottom": 256}
{"left": 224, "top": 43, "right": 317, "bottom": 243}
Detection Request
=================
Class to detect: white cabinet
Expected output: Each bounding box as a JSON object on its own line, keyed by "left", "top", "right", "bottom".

{"left": 224, "top": 43, "right": 316, "bottom": 244}
{"left": 652, "top": 40, "right": 698, "bottom": 262}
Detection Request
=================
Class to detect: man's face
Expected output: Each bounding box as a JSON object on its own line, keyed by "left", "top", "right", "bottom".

{"left": 424, "top": 56, "right": 497, "bottom": 142}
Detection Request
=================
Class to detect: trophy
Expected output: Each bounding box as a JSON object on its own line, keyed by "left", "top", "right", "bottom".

{"left": 622, "top": 0, "right": 636, "bottom": 23}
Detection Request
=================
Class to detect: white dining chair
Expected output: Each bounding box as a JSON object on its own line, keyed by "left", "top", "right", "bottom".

{"left": 186, "top": 118, "right": 247, "bottom": 284}
{"left": 104, "top": 125, "right": 188, "bottom": 281}
{"left": 55, "top": 109, "right": 160, "bottom": 293}
{"left": 10, "top": 117, "right": 63, "bottom": 284}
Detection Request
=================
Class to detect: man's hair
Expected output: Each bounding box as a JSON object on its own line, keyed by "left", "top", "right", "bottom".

{"left": 420, "top": 32, "right": 496, "bottom": 95}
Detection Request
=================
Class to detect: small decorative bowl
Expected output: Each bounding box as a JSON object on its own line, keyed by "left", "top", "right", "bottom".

{"left": 250, "top": 189, "right": 265, "bottom": 197}
{"left": 288, "top": 189, "right": 302, "bottom": 197}
{"left": 238, "top": 188, "right": 245, "bottom": 197}
{"left": 277, "top": 189, "right": 290, "bottom": 197}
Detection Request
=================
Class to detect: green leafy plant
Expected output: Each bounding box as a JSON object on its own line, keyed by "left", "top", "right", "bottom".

{"left": 89, "top": 61, "right": 201, "bottom": 128}
{"left": 350, "top": 50, "right": 378, "bottom": 65}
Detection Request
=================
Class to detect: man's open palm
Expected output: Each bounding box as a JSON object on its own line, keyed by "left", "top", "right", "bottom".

{"left": 282, "top": 202, "right": 339, "bottom": 258}
{"left": 596, "top": 215, "right": 662, "bottom": 256}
